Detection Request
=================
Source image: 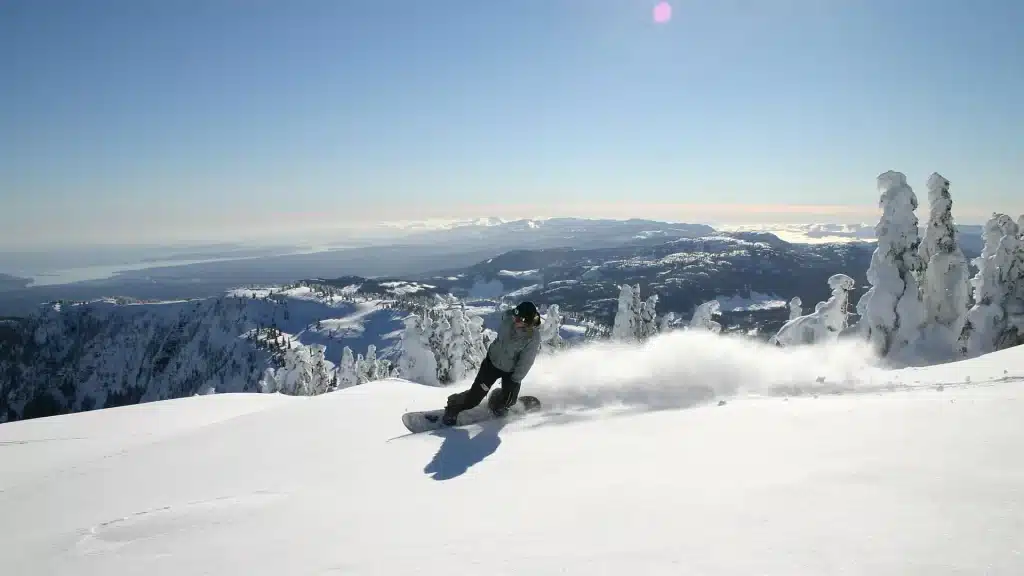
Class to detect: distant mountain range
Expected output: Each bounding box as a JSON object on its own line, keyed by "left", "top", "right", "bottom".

{"left": 0, "top": 273, "right": 31, "bottom": 292}
{"left": 0, "top": 218, "right": 714, "bottom": 316}
{"left": 415, "top": 232, "right": 912, "bottom": 327}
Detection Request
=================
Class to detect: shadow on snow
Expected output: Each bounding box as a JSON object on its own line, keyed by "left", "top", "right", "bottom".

{"left": 423, "top": 418, "right": 509, "bottom": 481}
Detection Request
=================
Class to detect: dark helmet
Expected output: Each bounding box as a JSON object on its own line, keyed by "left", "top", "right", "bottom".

{"left": 512, "top": 301, "right": 540, "bottom": 326}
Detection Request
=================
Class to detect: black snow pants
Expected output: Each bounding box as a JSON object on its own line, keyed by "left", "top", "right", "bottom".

{"left": 445, "top": 356, "right": 521, "bottom": 418}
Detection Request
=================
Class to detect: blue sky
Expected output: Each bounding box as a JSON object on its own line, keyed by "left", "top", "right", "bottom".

{"left": 2, "top": 0, "right": 1022, "bottom": 247}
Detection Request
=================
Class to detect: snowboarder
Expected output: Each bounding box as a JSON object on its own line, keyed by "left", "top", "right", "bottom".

{"left": 440, "top": 301, "right": 542, "bottom": 425}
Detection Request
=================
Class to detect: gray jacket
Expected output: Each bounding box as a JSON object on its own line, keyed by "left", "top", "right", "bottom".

{"left": 487, "top": 309, "right": 541, "bottom": 382}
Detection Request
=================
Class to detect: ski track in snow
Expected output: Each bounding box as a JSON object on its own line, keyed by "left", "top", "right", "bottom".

{"left": 74, "top": 491, "right": 288, "bottom": 558}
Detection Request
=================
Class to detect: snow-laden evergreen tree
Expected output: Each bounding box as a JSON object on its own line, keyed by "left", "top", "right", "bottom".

{"left": 637, "top": 294, "right": 659, "bottom": 341}
{"left": 337, "top": 346, "right": 359, "bottom": 389}
{"left": 770, "top": 274, "right": 854, "bottom": 347}
{"left": 397, "top": 315, "right": 439, "bottom": 386}
{"left": 539, "top": 304, "right": 566, "bottom": 352}
{"left": 428, "top": 315, "right": 453, "bottom": 383}
{"left": 916, "top": 172, "right": 970, "bottom": 359}
{"left": 361, "top": 345, "right": 380, "bottom": 384}
{"left": 788, "top": 297, "right": 803, "bottom": 322}
{"left": 446, "top": 310, "right": 471, "bottom": 383}
{"left": 263, "top": 343, "right": 332, "bottom": 396}
{"left": 689, "top": 301, "right": 722, "bottom": 333}
{"left": 630, "top": 286, "right": 643, "bottom": 334}
{"left": 960, "top": 214, "right": 1021, "bottom": 357}
{"left": 611, "top": 284, "right": 639, "bottom": 342}
{"left": 853, "top": 171, "right": 927, "bottom": 359}
{"left": 1009, "top": 216, "right": 1024, "bottom": 343}
{"left": 611, "top": 284, "right": 659, "bottom": 342}
{"left": 310, "top": 344, "right": 331, "bottom": 394}
{"left": 396, "top": 307, "right": 493, "bottom": 386}
{"left": 658, "top": 311, "right": 678, "bottom": 332}
{"left": 464, "top": 313, "right": 492, "bottom": 372}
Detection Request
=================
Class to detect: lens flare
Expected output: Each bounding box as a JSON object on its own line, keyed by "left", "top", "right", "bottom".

{"left": 653, "top": 1, "right": 672, "bottom": 23}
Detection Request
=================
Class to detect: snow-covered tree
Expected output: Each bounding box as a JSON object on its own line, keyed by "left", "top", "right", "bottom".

{"left": 960, "top": 213, "right": 1022, "bottom": 356}
{"left": 611, "top": 284, "right": 639, "bottom": 342}
{"left": 917, "top": 172, "right": 970, "bottom": 358}
{"left": 464, "top": 313, "right": 492, "bottom": 371}
{"left": 261, "top": 343, "right": 333, "bottom": 396}
{"left": 1010, "top": 215, "right": 1024, "bottom": 341}
{"left": 445, "top": 311, "right": 471, "bottom": 383}
{"left": 539, "top": 304, "right": 566, "bottom": 352}
{"left": 853, "top": 171, "right": 927, "bottom": 358}
{"left": 770, "top": 274, "right": 854, "bottom": 347}
{"left": 689, "top": 300, "right": 722, "bottom": 333}
{"left": 659, "top": 311, "right": 679, "bottom": 332}
{"left": 337, "top": 346, "right": 358, "bottom": 389}
{"left": 397, "top": 315, "right": 439, "bottom": 386}
{"left": 310, "top": 344, "right": 331, "bottom": 394}
{"left": 396, "top": 307, "right": 493, "bottom": 386}
{"left": 611, "top": 284, "right": 659, "bottom": 342}
{"left": 359, "top": 345, "right": 377, "bottom": 384}
{"left": 788, "top": 297, "right": 802, "bottom": 322}
{"left": 637, "top": 294, "right": 659, "bottom": 341}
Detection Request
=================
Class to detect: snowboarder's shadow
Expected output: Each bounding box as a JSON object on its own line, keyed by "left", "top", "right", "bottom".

{"left": 423, "top": 419, "right": 508, "bottom": 481}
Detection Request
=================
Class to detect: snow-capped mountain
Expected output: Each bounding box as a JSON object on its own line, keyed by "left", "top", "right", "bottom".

{"left": 387, "top": 216, "right": 716, "bottom": 248}
{"left": 0, "top": 272, "right": 31, "bottom": 292}
{"left": 2, "top": 328, "right": 1022, "bottom": 574}
{"left": 716, "top": 221, "right": 986, "bottom": 252}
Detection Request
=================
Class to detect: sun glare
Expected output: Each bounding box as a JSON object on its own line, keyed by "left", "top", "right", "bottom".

{"left": 653, "top": 1, "right": 672, "bottom": 24}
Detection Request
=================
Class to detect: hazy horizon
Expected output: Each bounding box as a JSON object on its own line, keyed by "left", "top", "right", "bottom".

{"left": 4, "top": 0, "right": 1022, "bottom": 249}
{"left": 0, "top": 211, "right": 995, "bottom": 257}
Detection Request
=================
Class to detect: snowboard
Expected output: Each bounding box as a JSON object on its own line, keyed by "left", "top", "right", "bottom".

{"left": 401, "top": 395, "right": 542, "bottom": 434}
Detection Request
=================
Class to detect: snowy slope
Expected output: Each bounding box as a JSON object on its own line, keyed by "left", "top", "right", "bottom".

{"left": 1, "top": 331, "right": 1022, "bottom": 575}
